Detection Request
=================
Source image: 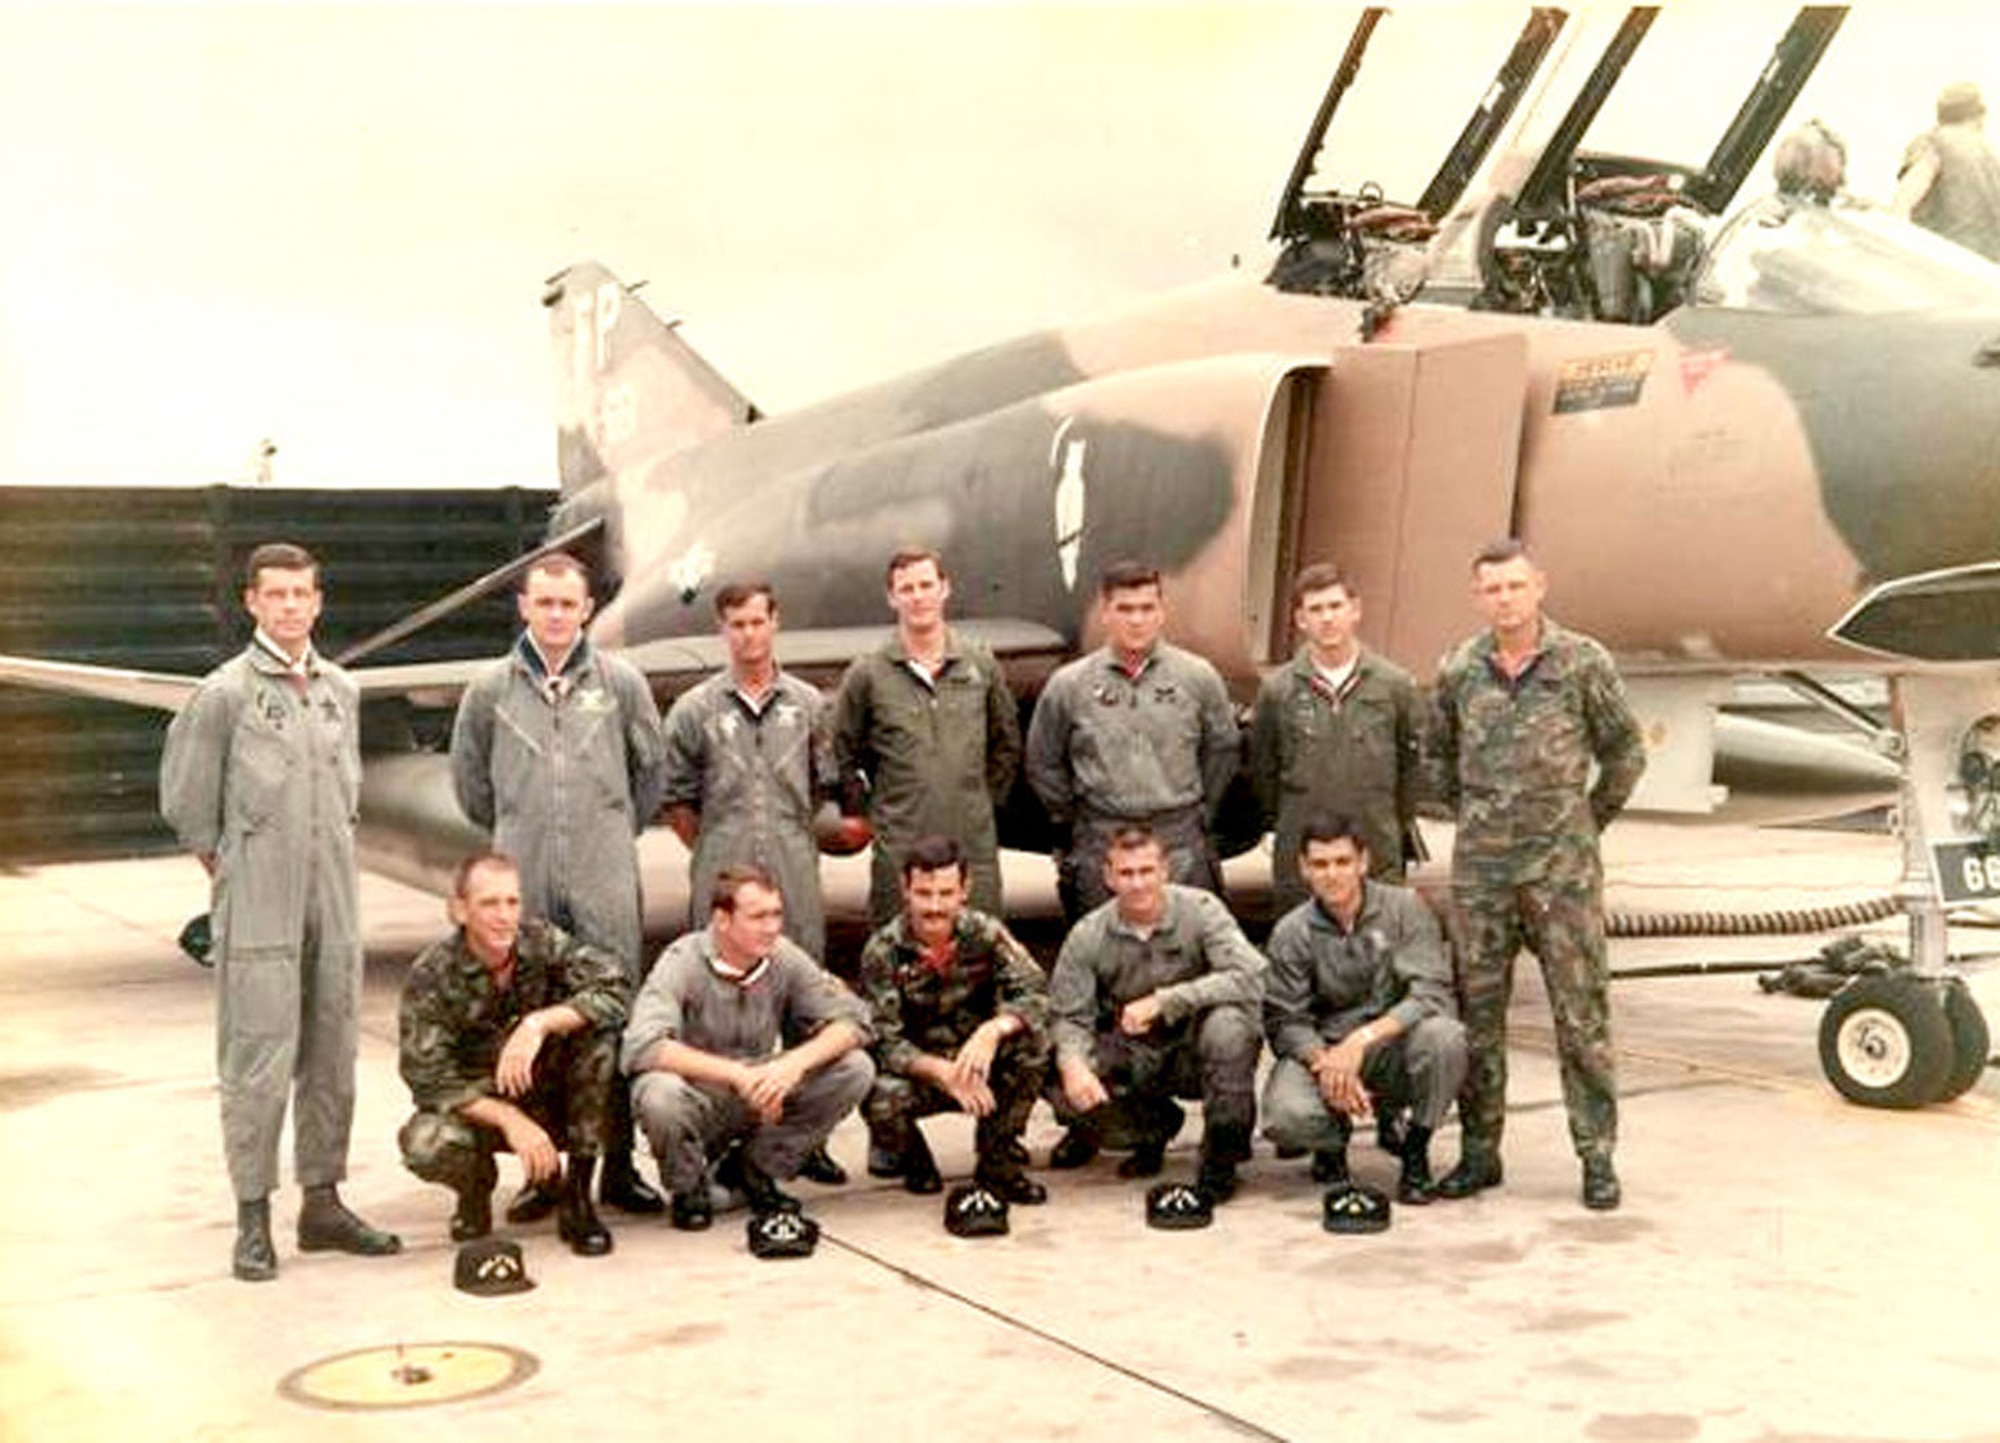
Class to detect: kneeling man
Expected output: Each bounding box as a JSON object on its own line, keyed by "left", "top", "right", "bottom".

{"left": 398, "top": 851, "right": 629, "bottom": 1255}
{"left": 1048, "top": 826, "right": 1265, "bottom": 1202}
{"left": 859, "top": 835, "right": 1052, "bottom": 1201}
{"left": 624, "top": 865, "right": 873, "bottom": 1231}
{"left": 1262, "top": 816, "right": 1467, "bottom": 1204}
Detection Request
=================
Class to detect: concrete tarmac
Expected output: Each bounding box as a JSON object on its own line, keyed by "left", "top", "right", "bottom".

{"left": 1, "top": 822, "right": 1996, "bottom": 1443}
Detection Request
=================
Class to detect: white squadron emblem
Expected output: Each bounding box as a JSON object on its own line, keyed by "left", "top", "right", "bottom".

{"left": 1050, "top": 417, "right": 1088, "bottom": 592}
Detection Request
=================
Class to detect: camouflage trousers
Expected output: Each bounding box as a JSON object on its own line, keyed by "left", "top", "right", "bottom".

{"left": 1451, "top": 864, "right": 1618, "bottom": 1161}
{"left": 1261, "top": 1015, "right": 1468, "bottom": 1154}
{"left": 632, "top": 1051, "right": 874, "bottom": 1193}
{"left": 863, "top": 1030, "right": 1051, "bottom": 1170}
{"left": 1058, "top": 805, "right": 1219, "bottom": 923}
{"left": 1054, "top": 1005, "right": 1259, "bottom": 1155}
{"left": 397, "top": 1028, "right": 621, "bottom": 1196}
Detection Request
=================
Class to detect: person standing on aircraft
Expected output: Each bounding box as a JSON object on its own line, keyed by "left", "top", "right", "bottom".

{"left": 1428, "top": 539, "right": 1646, "bottom": 1211}
{"left": 662, "top": 579, "right": 850, "bottom": 1187}
{"left": 1261, "top": 816, "right": 1465, "bottom": 1207}
{"left": 1771, "top": 118, "right": 1848, "bottom": 205}
{"left": 450, "top": 551, "right": 669, "bottom": 1223}
{"left": 396, "top": 852, "right": 626, "bottom": 1256}
{"left": 1026, "top": 560, "right": 1240, "bottom": 922}
{"left": 858, "top": 835, "right": 1052, "bottom": 1203}
{"left": 1249, "top": 562, "right": 1423, "bottom": 918}
{"left": 159, "top": 541, "right": 402, "bottom": 1281}
{"left": 1046, "top": 826, "right": 1265, "bottom": 1203}
{"left": 1892, "top": 82, "right": 2000, "bottom": 262}
{"left": 833, "top": 547, "right": 1022, "bottom": 933}
{"left": 623, "top": 865, "right": 873, "bottom": 1243}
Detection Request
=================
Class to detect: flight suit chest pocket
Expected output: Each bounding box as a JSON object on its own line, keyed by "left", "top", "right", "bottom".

{"left": 232, "top": 696, "right": 295, "bottom": 827}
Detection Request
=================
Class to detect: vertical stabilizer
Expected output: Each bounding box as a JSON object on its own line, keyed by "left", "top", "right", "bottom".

{"left": 542, "top": 261, "right": 759, "bottom": 495}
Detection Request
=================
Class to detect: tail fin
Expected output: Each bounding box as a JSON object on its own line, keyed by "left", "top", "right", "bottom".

{"left": 542, "top": 261, "right": 759, "bottom": 495}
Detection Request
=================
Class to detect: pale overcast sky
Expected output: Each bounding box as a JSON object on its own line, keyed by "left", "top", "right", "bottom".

{"left": 0, "top": 2, "right": 1992, "bottom": 489}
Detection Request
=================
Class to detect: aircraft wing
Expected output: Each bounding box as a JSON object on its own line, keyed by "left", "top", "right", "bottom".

{"left": 0, "top": 654, "right": 201, "bottom": 714}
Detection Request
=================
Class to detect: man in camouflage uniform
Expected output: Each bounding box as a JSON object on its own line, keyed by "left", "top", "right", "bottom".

{"left": 451, "top": 551, "right": 668, "bottom": 1220}
{"left": 397, "top": 852, "right": 628, "bottom": 1255}
{"left": 833, "top": 548, "right": 1021, "bottom": 930}
{"left": 858, "top": 835, "right": 1051, "bottom": 1202}
{"left": 1261, "top": 815, "right": 1465, "bottom": 1205}
{"left": 623, "top": 865, "right": 874, "bottom": 1232}
{"left": 1048, "top": 826, "right": 1266, "bottom": 1203}
{"left": 1027, "top": 560, "right": 1240, "bottom": 921}
{"left": 1249, "top": 562, "right": 1424, "bottom": 917}
{"left": 1428, "top": 540, "right": 1646, "bottom": 1210}
{"left": 160, "top": 541, "right": 400, "bottom": 1282}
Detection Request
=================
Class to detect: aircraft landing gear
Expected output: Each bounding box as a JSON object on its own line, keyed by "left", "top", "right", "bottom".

{"left": 1817, "top": 972, "right": 1954, "bottom": 1109}
{"left": 1812, "top": 674, "right": 1997, "bottom": 1108}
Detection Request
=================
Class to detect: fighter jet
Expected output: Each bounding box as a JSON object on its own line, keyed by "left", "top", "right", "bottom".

{"left": 3, "top": 5, "right": 1995, "bottom": 1107}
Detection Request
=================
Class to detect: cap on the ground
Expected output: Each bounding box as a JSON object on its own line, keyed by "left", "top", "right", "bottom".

{"left": 453, "top": 1238, "right": 535, "bottom": 1295}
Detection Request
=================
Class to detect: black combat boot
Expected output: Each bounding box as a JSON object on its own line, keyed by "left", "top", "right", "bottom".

{"left": 727, "top": 1152, "right": 803, "bottom": 1217}
{"left": 1434, "top": 1146, "right": 1504, "bottom": 1200}
{"left": 1048, "top": 1120, "right": 1101, "bottom": 1170}
{"left": 558, "top": 1156, "right": 613, "bottom": 1256}
{"left": 901, "top": 1129, "right": 944, "bottom": 1195}
{"left": 1195, "top": 1122, "right": 1251, "bottom": 1204}
{"left": 1310, "top": 1146, "right": 1350, "bottom": 1186}
{"left": 1398, "top": 1124, "right": 1437, "bottom": 1205}
{"left": 600, "top": 1149, "right": 666, "bottom": 1214}
{"left": 297, "top": 1185, "right": 402, "bottom": 1256}
{"left": 798, "top": 1145, "right": 849, "bottom": 1186}
{"left": 451, "top": 1182, "right": 494, "bottom": 1242}
{"left": 1581, "top": 1154, "right": 1622, "bottom": 1211}
{"left": 233, "top": 1196, "right": 277, "bottom": 1282}
{"left": 504, "top": 1180, "right": 560, "bottom": 1224}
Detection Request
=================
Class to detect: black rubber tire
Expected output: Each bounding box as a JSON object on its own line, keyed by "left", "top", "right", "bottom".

{"left": 1934, "top": 978, "right": 1993, "bottom": 1103}
{"left": 1817, "top": 973, "right": 1954, "bottom": 1109}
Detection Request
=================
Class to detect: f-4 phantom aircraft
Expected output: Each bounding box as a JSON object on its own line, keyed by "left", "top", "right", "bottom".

{"left": 4, "top": 5, "right": 1996, "bottom": 1108}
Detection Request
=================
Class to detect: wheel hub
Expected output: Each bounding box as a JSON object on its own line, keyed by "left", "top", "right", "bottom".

{"left": 1835, "top": 1007, "right": 1912, "bottom": 1087}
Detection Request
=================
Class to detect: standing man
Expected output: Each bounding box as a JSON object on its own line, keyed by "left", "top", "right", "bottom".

{"left": 624, "top": 866, "right": 873, "bottom": 1243}
{"left": 1892, "top": 82, "right": 2000, "bottom": 262}
{"left": 1261, "top": 816, "right": 1466, "bottom": 1206}
{"left": 1027, "top": 560, "right": 1240, "bottom": 921}
{"left": 1047, "top": 826, "right": 1265, "bottom": 1203}
{"left": 858, "top": 835, "right": 1052, "bottom": 1203}
{"left": 1428, "top": 540, "right": 1646, "bottom": 1210}
{"left": 397, "top": 852, "right": 627, "bottom": 1256}
{"left": 160, "top": 542, "right": 401, "bottom": 1281}
{"left": 1249, "top": 562, "right": 1423, "bottom": 918}
{"left": 451, "top": 551, "right": 668, "bottom": 1220}
{"left": 662, "top": 579, "right": 849, "bottom": 1186}
{"left": 662, "top": 580, "right": 839, "bottom": 964}
{"left": 833, "top": 548, "right": 1021, "bottom": 931}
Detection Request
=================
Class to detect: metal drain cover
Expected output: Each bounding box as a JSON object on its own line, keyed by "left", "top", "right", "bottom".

{"left": 278, "top": 1342, "right": 537, "bottom": 1411}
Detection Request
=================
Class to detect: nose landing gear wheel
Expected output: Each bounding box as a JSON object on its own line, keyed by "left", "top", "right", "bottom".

{"left": 1935, "top": 978, "right": 1993, "bottom": 1103}
{"left": 1817, "top": 973, "right": 1954, "bottom": 1109}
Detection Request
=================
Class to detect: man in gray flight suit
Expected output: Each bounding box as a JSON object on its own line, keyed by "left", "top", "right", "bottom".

{"left": 451, "top": 551, "right": 668, "bottom": 1221}
{"left": 624, "top": 865, "right": 874, "bottom": 1235}
{"left": 663, "top": 580, "right": 838, "bottom": 963}
{"left": 833, "top": 548, "right": 1021, "bottom": 932}
{"left": 1261, "top": 815, "right": 1466, "bottom": 1206}
{"left": 1027, "top": 560, "right": 1240, "bottom": 922}
{"left": 662, "top": 579, "right": 850, "bottom": 1186}
{"left": 1249, "top": 563, "right": 1423, "bottom": 918}
{"left": 1048, "top": 825, "right": 1266, "bottom": 1203}
{"left": 160, "top": 541, "right": 401, "bottom": 1281}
